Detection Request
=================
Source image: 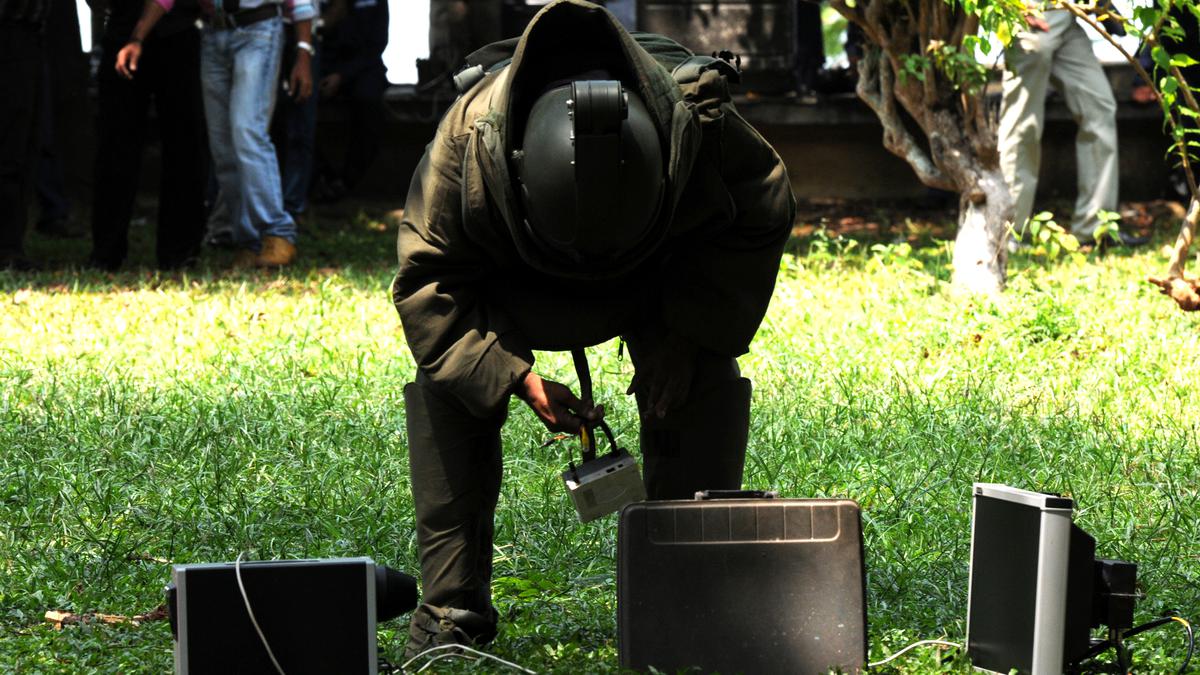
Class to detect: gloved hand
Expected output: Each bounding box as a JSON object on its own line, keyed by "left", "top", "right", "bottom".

{"left": 626, "top": 332, "right": 699, "bottom": 419}
{"left": 516, "top": 371, "right": 604, "bottom": 433}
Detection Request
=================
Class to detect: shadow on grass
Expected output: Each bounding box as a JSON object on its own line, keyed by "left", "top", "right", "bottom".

{"left": 4, "top": 202, "right": 402, "bottom": 293}
{"left": 6, "top": 197, "right": 1187, "bottom": 295}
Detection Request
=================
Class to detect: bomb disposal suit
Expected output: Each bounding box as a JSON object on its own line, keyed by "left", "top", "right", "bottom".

{"left": 392, "top": 0, "right": 795, "bottom": 655}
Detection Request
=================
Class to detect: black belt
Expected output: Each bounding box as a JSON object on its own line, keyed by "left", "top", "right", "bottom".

{"left": 209, "top": 3, "right": 280, "bottom": 30}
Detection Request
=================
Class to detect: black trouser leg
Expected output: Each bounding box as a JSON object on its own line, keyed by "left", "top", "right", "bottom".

{"left": 90, "top": 38, "right": 150, "bottom": 268}
{"left": 150, "top": 30, "right": 207, "bottom": 269}
{"left": 0, "top": 25, "right": 44, "bottom": 260}
{"left": 794, "top": 0, "right": 825, "bottom": 92}
{"left": 405, "top": 376, "right": 505, "bottom": 617}
{"left": 341, "top": 75, "right": 385, "bottom": 190}
{"left": 623, "top": 332, "right": 752, "bottom": 500}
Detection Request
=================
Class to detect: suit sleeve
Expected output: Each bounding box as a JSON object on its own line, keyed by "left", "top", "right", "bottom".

{"left": 392, "top": 132, "right": 534, "bottom": 419}
{"left": 661, "top": 106, "right": 795, "bottom": 356}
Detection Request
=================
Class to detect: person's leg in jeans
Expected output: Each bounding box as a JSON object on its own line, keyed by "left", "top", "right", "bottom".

{"left": 89, "top": 35, "right": 152, "bottom": 269}
{"left": 228, "top": 17, "right": 295, "bottom": 248}
{"left": 151, "top": 28, "right": 208, "bottom": 269}
{"left": 200, "top": 28, "right": 253, "bottom": 255}
{"left": 0, "top": 25, "right": 44, "bottom": 268}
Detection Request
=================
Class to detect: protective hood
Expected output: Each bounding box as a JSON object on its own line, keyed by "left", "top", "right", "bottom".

{"left": 478, "top": 0, "right": 695, "bottom": 280}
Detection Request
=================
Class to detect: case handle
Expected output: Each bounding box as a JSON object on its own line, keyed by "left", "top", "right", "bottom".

{"left": 694, "top": 489, "right": 779, "bottom": 501}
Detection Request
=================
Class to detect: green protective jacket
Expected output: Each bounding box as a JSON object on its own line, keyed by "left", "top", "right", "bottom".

{"left": 392, "top": 0, "right": 795, "bottom": 419}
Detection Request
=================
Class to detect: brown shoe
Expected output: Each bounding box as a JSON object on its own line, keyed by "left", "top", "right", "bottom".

{"left": 256, "top": 236, "right": 296, "bottom": 267}
{"left": 231, "top": 248, "right": 258, "bottom": 269}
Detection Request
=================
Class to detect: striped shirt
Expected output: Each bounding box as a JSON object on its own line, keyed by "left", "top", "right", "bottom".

{"left": 154, "top": 0, "right": 315, "bottom": 23}
{"left": 0, "top": 0, "right": 50, "bottom": 26}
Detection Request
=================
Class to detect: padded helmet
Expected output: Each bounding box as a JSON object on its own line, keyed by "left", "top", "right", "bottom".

{"left": 513, "top": 80, "right": 665, "bottom": 264}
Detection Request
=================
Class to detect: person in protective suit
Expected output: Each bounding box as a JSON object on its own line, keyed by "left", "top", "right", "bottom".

{"left": 392, "top": 0, "right": 795, "bottom": 656}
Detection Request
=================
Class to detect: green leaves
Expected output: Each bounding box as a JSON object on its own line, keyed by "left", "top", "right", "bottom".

{"left": 899, "top": 53, "right": 931, "bottom": 83}
{"left": 1133, "top": 5, "right": 1161, "bottom": 29}
{"left": 1171, "top": 53, "right": 1200, "bottom": 69}
{"left": 1153, "top": 44, "right": 1172, "bottom": 70}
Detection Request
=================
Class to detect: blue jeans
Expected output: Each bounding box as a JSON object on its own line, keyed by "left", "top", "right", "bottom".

{"left": 200, "top": 16, "right": 295, "bottom": 251}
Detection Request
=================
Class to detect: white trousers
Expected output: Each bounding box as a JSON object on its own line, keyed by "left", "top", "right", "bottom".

{"left": 999, "top": 10, "right": 1119, "bottom": 237}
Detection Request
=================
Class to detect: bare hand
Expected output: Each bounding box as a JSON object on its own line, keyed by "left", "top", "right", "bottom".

{"left": 319, "top": 73, "right": 343, "bottom": 99}
{"left": 289, "top": 52, "right": 313, "bottom": 101}
{"left": 626, "top": 333, "right": 699, "bottom": 419}
{"left": 517, "top": 372, "right": 604, "bottom": 434}
{"left": 115, "top": 42, "right": 143, "bottom": 79}
{"left": 1024, "top": 14, "right": 1050, "bottom": 32}
{"left": 1131, "top": 84, "right": 1158, "bottom": 104}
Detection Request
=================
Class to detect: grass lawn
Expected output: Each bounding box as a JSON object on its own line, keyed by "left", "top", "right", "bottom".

{"left": 1, "top": 202, "right": 1198, "bottom": 673}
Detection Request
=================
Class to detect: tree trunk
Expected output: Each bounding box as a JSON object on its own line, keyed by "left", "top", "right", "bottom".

{"left": 845, "top": 38, "right": 1013, "bottom": 293}
{"left": 951, "top": 167, "right": 1012, "bottom": 294}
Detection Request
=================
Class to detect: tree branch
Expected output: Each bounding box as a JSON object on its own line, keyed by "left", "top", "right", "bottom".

{"left": 856, "top": 47, "right": 955, "bottom": 190}
{"left": 1149, "top": 199, "right": 1200, "bottom": 309}
{"left": 1168, "top": 198, "right": 1199, "bottom": 279}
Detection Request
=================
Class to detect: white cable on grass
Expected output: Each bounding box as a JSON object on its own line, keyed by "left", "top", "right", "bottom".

{"left": 868, "top": 639, "right": 962, "bottom": 668}
{"left": 401, "top": 643, "right": 536, "bottom": 674}
{"left": 235, "top": 552, "right": 287, "bottom": 675}
{"left": 414, "top": 653, "right": 477, "bottom": 673}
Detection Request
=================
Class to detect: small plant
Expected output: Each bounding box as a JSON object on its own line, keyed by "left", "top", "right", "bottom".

{"left": 807, "top": 225, "right": 859, "bottom": 262}
{"left": 1092, "top": 210, "right": 1123, "bottom": 247}
{"left": 868, "top": 241, "right": 925, "bottom": 271}
{"left": 1013, "top": 212, "right": 1081, "bottom": 261}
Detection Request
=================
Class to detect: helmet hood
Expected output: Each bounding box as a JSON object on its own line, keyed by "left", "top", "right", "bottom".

{"left": 498, "top": 0, "right": 680, "bottom": 278}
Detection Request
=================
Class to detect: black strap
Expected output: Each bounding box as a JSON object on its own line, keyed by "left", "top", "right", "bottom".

{"left": 570, "top": 348, "right": 596, "bottom": 461}
{"left": 570, "top": 348, "right": 592, "bottom": 405}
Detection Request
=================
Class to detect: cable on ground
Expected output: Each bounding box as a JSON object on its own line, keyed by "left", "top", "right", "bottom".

{"left": 400, "top": 643, "right": 536, "bottom": 674}
{"left": 868, "top": 639, "right": 962, "bottom": 668}
{"left": 235, "top": 552, "right": 287, "bottom": 675}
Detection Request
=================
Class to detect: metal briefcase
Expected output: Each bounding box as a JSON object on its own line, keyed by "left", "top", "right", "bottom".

{"left": 618, "top": 491, "right": 867, "bottom": 674}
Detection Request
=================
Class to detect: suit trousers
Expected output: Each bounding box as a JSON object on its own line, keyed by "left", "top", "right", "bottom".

{"left": 91, "top": 30, "right": 208, "bottom": 269}
{"left": 0, "top": 24, "right": 44, "bottom": 259}
{"left": 999, "top": 9, "right": 1118, "bottom": 239}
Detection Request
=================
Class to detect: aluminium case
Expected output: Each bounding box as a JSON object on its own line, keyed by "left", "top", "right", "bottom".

{"left": 618, "top": 497, "right": 867, "bottom": 674}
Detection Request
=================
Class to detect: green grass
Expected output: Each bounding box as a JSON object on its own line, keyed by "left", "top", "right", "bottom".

{"left": 1, "top": 208, "right": 1198, "bottom": 673}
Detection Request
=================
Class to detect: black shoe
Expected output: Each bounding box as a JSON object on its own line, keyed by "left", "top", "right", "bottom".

{"left": 311, "top": 176, "right": 347, "bottom": 204}
{"left": 1096, "top": 231, "right": 1151, "bottom": 251}
{"left": 205, "top": 230, "right": 236, "bottom": 250}
{"left": 405, "top": 604, "right": 498, "bottom": 661}
{"left": 158, "top": 256, "right": 199, "bottom": 272}
{"left": 0, "top": 252, "right": 37, "bottom": 271}
{"left": 36, "top": 218, "right": 85, "bottom": 239}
